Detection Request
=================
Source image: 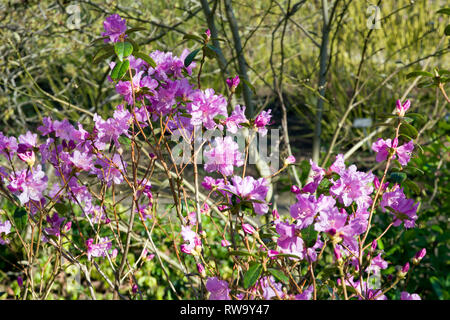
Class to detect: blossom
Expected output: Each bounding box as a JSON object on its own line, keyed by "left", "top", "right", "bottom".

{"left": 401, "top": 291, "right": 421, "bottom": 300}
{"left": 254, "top": 109, "right": 272, "bottom": 136}
{"left": 0, "top": 220, "right": 11, "bottom": 245}
{"left": 242, "top": 223, "right": 256, "bottom": 235}
{"left": 44, "top": 213, "right": 66, "bottom": 237}
{"left": 206, "top": 277, "right": 231, "bottom": 300}
{"left": 69, "top": 150, "right": 94, "bottom": 171}
{"left": 366, "top": 253, "right": 389, "bottom": 273}
{"left": 396, "top": 99, "right": 411, "bottom": 117}
{"left": 372, "top": 138, "right": 414, "bottom": 166}
{"left": 7, "top": 165, "right": 48, "bottom": 205}
{"left": 86, "top": 237, "right": 117, "bottom": 259}
{"left": 413, "top": 248, "right": 426, "bottom": 264}
{"left": 257, "top": 276, "right": 284, "bottom": 300}
{"left": 226, "top": 75, "right": 240, "bottom": 91}
{"left": 284, "top": 155, "right": 296, "bottom": 165}
{"left": 380, "top": 187, "right": 418, "bottom": 228}
{"left": 302, "top": 159, "right": 325, "bottom": 194}
{"left": 180, "top": 225, "right": 201, "bottom": 254}
{"left": 94, "top": 153, "right": 126, "bottom": 186}
{"left": 225, "top": 105, "right": 248, "bottom": 134}
{"left": 295, "top": 286, "right": 313, "bottom": 300}
{"left": 275, "top": 221, "right": 304, "bottom": 259}
{"left": 329, "top": 160, "right": 374, "bottom": 211}
{"left": 101, "top": 14, "right": 127, "bottom": 43}
{"left": 188, "top": 88, "right": 228, "bottom": 130}
{"left": 221, "top": 176, "right": 269, "bottom": 215}
{"left": 0, "top": 132, "right": 18, "bottom": 158}
{"left": 204, "top": 136, "right": 244, "bottom": 176}
{"left": 221, "top": 239, "right": 231, "bottom": 247}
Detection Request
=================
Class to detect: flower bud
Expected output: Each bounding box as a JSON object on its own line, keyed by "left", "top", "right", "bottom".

{"left": 334, "top": 246, "right": 342, "bottom": 264}
{"left": 398, "top": 262, "right": 410, "bottom": 278}
{"left": 371, "top": 240, "right": 377, "bottom": 252}
{"left": 268, "top": 250, "right": 279, "bottom": 259}
{"left": 197, "top": 263, "right": 206, "bottom": 278}
{"left": 132, "top": 284, "right": 138, "bottom": 294}
{"left": 284, "top": 155, "right": 296, "bottom": 165}
{"left": 290, "top": 185, "right": 301, "bottom": 194}
{"left": 412, "top": 248, "right": 426, "bottom": 265}
{"left": 396, "top": 99, "right": 411, "bottom": 117}
{"left": 242, "top": 223, "right": 256, "bottom": 235}
{"left": 221, "top": 239, "right": 231, "bottom": 247}
{"left": 226, "top": 75, "right": 240, "bottom": 92}
{"left": 272, "top": 209, "right": 280, "bottom": 220}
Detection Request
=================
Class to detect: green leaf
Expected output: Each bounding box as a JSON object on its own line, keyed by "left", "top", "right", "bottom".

{"left": 400, "top": 122, "right": 418, "bottom": 139}
{"left": 243, "top": 263, "right": 263, "bottom": 289}
{"left": 406, "top": 70, "right": 433, "bottom": 79}
{"left": 445, "top": 25, "right": 450, "bottom": 36}
{"left": 389, "top": 172, "right": 407, "bottom": 183}
{"left": 183, "top": 34, "right": 204, "bottom": 43}
{"left": 267, "top": 268, "right": 289, "bottom": 284}
{"left": 110, "top": 60, "right": 130, "bottom": 80}
{"left": 184, "top": 49, "right": 200, "bottom": 67}
{"left": 54, "top": 203, "right": 69, "bottom": 215}
{"left": 133, "top": 52, "right": 157, "bottom": 68}
{"left": 92, "top": 45, "right": 115, "bottom": 64}
{"left": 436, "top": 8, "right": 450, "bottom": 15}
{"left": 404, "top": 112, "right": 426, "bottom": 123}
{"left": 430, "top": 276, "right": 444, "bottom": 300}
{"left": 301, "top": 224, "right": 318, "bottom": 248}
{"left": 114, "top": 42, "right": 133, "bottom": 62}
{"left": 227, "top": 250, "right": 256, "bottom": 258}
{"left": 404, "top": 179, "right": 421, "bottom": 195}
{"left": 203, "top": 45, "right": 217, "bottom": 59}
{"left": 14, "top": 207, "right": 27, "bottom": 231}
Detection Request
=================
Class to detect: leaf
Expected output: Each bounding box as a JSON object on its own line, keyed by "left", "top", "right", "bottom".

{"left": 430, "top": 276, "right": 444, "bottom": 300}
{"left": 400, "top": 122, "right": 418, "bottom": 139}
{"left": 126, "top": 38, "right": 140, "bottom": 52}
{"left": 89, "top": 36, "right": 109, "bottom": 46}
{"left": 436, "top": 8, "right": 450, "bottom": 15}
{"left": 406, "top": 70, "right": 433, "bottom": 79}
{"left": 404, "top": 112, "right": 427, "bottom": 123}
{"left": 243, "top": 263, "right": 263, "bottom": 289}
{"left": 110, "top": 60, "right": 130, "bottom": 80}
{"left": 54, "top": 203, "right": 69, "bottom": 215}
{"left": 404, "top": 179, "right": 421, "bottom": 195}
{"left": 14, "top": 207, "right": 27, "bottom": 231}
{"left": 133, "top": 52, "right": 157, "bottom": 68}
{"left": 267, "top": 268, "right": 289, "bottom": 284}
{"left": 114, "top": 42, "right": 133, "bottom": 62}
{"left": 184, "top": 49, "right": 200, "bottom": 67}
{"left": 300, "top": 224, "right": 318, "bottom": 248}
{"left": 227, "top": 250, "right": 256, "bottom": 258}
{"left": 389, "top": 172, "right": 407, "bottom": 183}
{"left": 183, "top": 34, "right": 204, "bottom": 43}
{"left": 445, "top": 25, "right": 450, "bottom": 36}
{"left": 92, "top": 45, "right": 115, "bottom": 64}
{"left": 203, "top": 45, "right": 217, "bottom": 59}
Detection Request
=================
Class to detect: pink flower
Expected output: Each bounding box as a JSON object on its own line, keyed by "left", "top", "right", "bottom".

{"left": 101, "top": 14, "right": 127, "bottom": 43}
{"left": 380, "top": 187, "right": 418, "bottom": 228}
{"left": 284, "top": 155, "right": 296, "bottom": 165}
{"left": 225, "top": 105, "right": 248, "bottom": 134}
{"left": 372, "top": 138, "right": 414, "bottom": 166}
{"left": 295, "top": 286, "right": 313, "bottom": 300}
{"left": 226, "top": 75, "right": 240, "bottom": 91}
{"left": 204, "top": 136, "right": 244, "bottom": 176}
{"left": 396, "top": 99, "right": 411, "bottom": 117}
{"left": 275, "top": 221, "right": 304, "bottom": 259}
{"left": 254, "top": 109, "right": 272, "bottom": 136}
{"left": 86, "top": 237, "right": 116, "bottom": 259}
{"left": 0, "top": 220, "right": 11, "bottom": 245}
{"left": 206, "top": 277, "right": 231, "bottom": 300}
{"left": 221, "top": 239, "right": 231, "bottom": 247}
{"left": 69, "top": 150, "right": 93, "bottom": 171}
{"left": 401, "top": 291, "right": 421, "bottom": 300}
{"left": 180, "top": 225, "right": 201, "bottom": 254}
{"left": 242, "top": 223, "right": 256, "bottom": 235}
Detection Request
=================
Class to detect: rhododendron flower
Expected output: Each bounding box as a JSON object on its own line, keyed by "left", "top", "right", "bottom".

{"left": 86, "top": 237, "right": 117, "bottom": 259}
{"left": 372, "top": 138, "right": 414, "bottom": 166}
{"left": 413, "top": 248, "right": 426, "bottom": 264}
{"left": 69, "top": 150, "right": 93, "bottom": 171}
{"left": 396, "top": 99, "right": 411, "bottom": 117}
{"left": 204, "top": 136, "right": 244, "bottom": 176}
{"left": 226, "top": 75, "right": 240, "bottom": 91}
{"left": 401, "top": 291, "right": 421, "bottom": 300}
{"left": 7, "top": 165, "right": 48, "bottom": 205}
{"left": 242, "top": 223, "right": 256, "bottom": 235}
{"left": 284, "top": 155, "right": 296, "bottom": 165}
{"left": 206, "top": 277, "right": 231, "bottom": 300}
{"left": 94, "top": 154, "right": 126, "bottom": 186}
{"left": 254, "top": 109, "right": 272, "bottom": 136}
{"left": 101, "top": 14, "right": 127, "bottom": 43}
{"left": 17, "top": 131, "right": 37, "bottom": 165}
{"left": 380, "top": 187, "right": 418, "bottom": 228}
{"left": 329, "top": 159, "right": 374, "bottom": 210}
{"left": 257, "top": 276, "right": 284, "bottom": 300}
{"left": 188, "top": 88, "right": 228, "bottom": 130}
{"left": 180, "top": 225, "right": 201, "bottom": 254}
{"left": 44, "top": 213, "right": 66, "bottom": 237}
{"left": 0, "top": 220, "right": 11, "bottom": 245}
{"left": 302, "top": 159, "right": 325, "bottom": 193}
{"left": 225, "top": 105, "right": 248, "bottom": 134}
{"left": 275, "top": 221, "right": 304, "bottom": 259}
{"left": 366, "top": 253, "right": 389, "bottom": 273}
{"left": 0, "top": 132, "right": 18, "bottom": 158}
{"left": 221, "top": 176, "right": 269, "bottom": 215}
{"left": 295, "top": 286, "right": 313, "bottom": 300}
{"left": 221, "top": 239, "right": 231, "bottom": 247}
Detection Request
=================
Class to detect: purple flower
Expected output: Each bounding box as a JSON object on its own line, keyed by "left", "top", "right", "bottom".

{"left": 7, "top": 165, "right": 48, "bottom": 205}
{"left": 226, "top": 75, "right": 240, "bottom": 91}
{"left": 372, "top": 138, "right": 414, "bottom": 166}
{"left": 380, "top": 187, "right": 418, "bottom": 228}
{"left": 44, "top": 213, "right": 66, "bottom": 237}
{"left": 302, "top": 160, "right": 325, "bottom": 194}
{"left": 221, "top": 239, "right": 231, "bottom": 247}
{"left": 225, "top": 105, "right": 248, "bottom": 134}
{"left": 204, "top": 136, "right": 244, "bottom": 176}
{"left": 254, "top": 109, "right": 272, "bottom": 136}
{"left": 401, "top": 291, "right": 421, "bottom": 300}
{"left": 221, "top": 176, "right": 269, "bottom": 215}
{"left": 413, "top": 248, "right": 426, "bottom": 264}
{"left": 396, "top": 140, "right": 414, "bottom": 166}
{"left": 257, "top": 276, "right": 284, "bottom": 300}
{"left": 396, "top": 99, "right": 411, "bottom": 117}
{"left": 188, "top": 88, "right": 228, "bottom": 130}
{"left": 0, "top": 220, "right": 11, "bottom": 245}
{"left": 329, "top": 161, "right": 374, "bottom": 211}
{"left": 242, "top": 223, "right": 256, "bottom": 235}
{"left": 0, "top": 132, "right": 18, "bottom": 159}
{"left": 94, "top": 153, "right": 126, "bottom": 186}
{"left": 275, "top": 221, "right": 304, "bottom": 259}
{"left": 206, "top": 277, "right": 231, "bottom": 300}
{"left": 284, "top": 155, "right": 296, "bottom": 165}
{"left": 69, "top": 150, "right": 93, "bottom": 171}
{"left": 101, "top": 14, "right": 127, "bottom": 43}
{"left": 86, "top": 237, "right": 117, "bottom": 259}
{"left": 366, "top": 253, "right": 389, "bottom": 273}
{"left": 180, "top": 225, "right": 201, "bottom": 255}
{"left": 295, "top": 286, "right": 313, "bottom": 300}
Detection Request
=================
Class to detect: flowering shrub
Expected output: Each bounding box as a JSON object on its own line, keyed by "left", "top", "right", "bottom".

{"left": 0, "top": 14, "right": 429, "bottom": 300}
